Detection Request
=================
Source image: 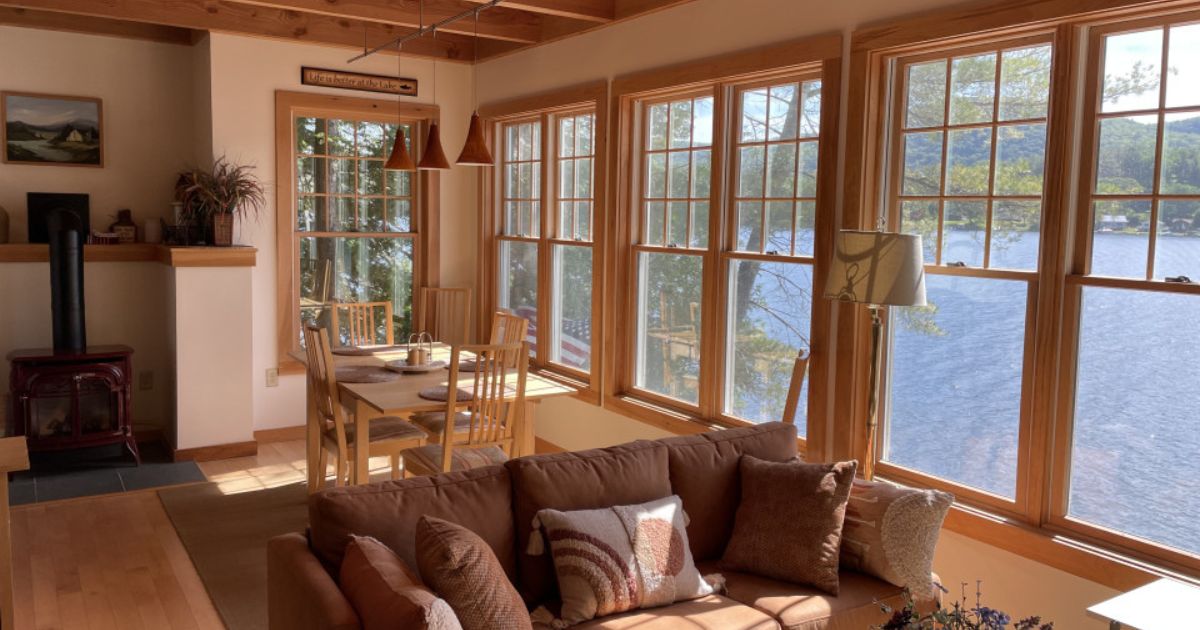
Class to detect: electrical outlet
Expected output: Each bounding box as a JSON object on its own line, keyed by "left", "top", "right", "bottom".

{"left": 266, "top": 367, "right": 279, "bottom": 387}
{"left": 139, "top": 370, "right": 154, "bottom": 390}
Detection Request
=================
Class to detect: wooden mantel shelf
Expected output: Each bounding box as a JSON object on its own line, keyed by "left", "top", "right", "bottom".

{"left": 0, "top": 243, "right": 256, "bottom": 267}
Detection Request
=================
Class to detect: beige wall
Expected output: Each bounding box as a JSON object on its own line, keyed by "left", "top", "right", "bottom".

{"left": 202, "top": 33, "right": 480, "bottom": 432}
{"left": 477, "top": 0, "right": 1115, "bottom": 624}
{"left": 0, "top": 27, "right": 196, "bottom": 431}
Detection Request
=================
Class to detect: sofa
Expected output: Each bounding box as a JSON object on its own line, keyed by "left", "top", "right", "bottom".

{"left": 269, "top": 422, "right": 935, "bottom": 629}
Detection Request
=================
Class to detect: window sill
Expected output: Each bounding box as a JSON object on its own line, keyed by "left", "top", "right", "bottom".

{"left": 530, "top": 368, "right": 599, "bottom": 405}
{"left": 940, "top": 501, "right": 1199, "bottom": 592}
{"left": 604, "top": 393, "right": 739, "bottom": 436}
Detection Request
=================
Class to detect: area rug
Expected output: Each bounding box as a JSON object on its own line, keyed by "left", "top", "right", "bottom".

{"left": 158, "top": 481, "right": 309, "bottom": 630}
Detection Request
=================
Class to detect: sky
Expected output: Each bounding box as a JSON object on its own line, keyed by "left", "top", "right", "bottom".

{"left": 1103, "top": 23, "right": 1200, "bottom": 114}
{"left": 4, "top": 94, "right": 98, "bottom": 128}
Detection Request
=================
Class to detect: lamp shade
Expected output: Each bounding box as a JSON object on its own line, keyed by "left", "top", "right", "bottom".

{"left": 418, "top": 121, "right": 451, "bottom": 170}
{"left": 824, "top": 230, "right": 927, "bottom": 307}
{"left": 456, "top": 112, "right": 494, "bottom": 166}
{"left": 384, "top": 128, "right": 415, "bottom": 171}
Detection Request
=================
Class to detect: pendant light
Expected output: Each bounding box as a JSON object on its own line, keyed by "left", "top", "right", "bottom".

{"left": 457, "top": 9, "right": 494, "bottom": 166}
{"left": 384, "top": 42, "right": 416, "bottom": 171}
{"left": 417, "top": 1, "right": 451, "bottom": 170}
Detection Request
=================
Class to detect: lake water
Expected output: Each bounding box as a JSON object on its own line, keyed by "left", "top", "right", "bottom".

{"left": 886, "top": 230, "right": 1200, "bottom": 556}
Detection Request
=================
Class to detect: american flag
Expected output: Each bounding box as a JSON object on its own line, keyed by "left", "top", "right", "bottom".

{"left": 514, "top": 305, "right": 590, "bottom": 369}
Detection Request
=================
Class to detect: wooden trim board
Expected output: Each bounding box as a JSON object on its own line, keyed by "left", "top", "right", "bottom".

{"left": 172, "top": 441, "right": 257, "bottom": 463}
{"left": 0, "top": 243, "right": 256, "bottom": 267}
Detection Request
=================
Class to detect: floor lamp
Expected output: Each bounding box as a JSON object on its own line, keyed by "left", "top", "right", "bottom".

{"left": 824, "top": 230, "right": 926, "bottom": 479}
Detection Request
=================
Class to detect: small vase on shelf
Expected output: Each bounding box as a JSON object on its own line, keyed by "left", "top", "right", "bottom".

{"left": 211, "top": 212, "right": 234, "bottom": 247}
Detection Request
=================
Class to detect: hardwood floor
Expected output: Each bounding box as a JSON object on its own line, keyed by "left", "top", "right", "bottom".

{"left": 9, "top": 438, "right": 406, "bottom": 630}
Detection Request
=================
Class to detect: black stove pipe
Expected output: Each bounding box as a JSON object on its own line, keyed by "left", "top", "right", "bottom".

{"left": 47, "top": 210, "right": 87, "bottom": 354}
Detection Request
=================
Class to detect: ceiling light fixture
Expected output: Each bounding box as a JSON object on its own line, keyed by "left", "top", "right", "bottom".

{"left": 417, "top": 1, "right": 451, "bottom": 171}
{"left": 457, "top": 8, "right": 494, "bottom": 166}
{"left": 384, "top": 41, "right": 416, "bottom": 171}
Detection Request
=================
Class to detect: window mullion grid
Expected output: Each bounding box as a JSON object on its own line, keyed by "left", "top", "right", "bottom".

{"left": 983, "top": 53, "right": 1003, "bottom": 269}
{"left": 1146, "top": 25, "right": 1171, "bottom": 281}
{"left": 935, "top": 60, "right": 952, "bottom": 266}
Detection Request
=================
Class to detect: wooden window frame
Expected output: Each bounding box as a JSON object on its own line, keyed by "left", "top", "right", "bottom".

{"left": 478, "top": 82, "right": 609, "bottom": 402}
{"left": 843, "top": 0, "right": 1200, "bottom": 590}
{"left": 608, "top": 35, "right": 843, "bottom": 452}
{"left": 274, "top": 90, "right": 440, "bottom": 373}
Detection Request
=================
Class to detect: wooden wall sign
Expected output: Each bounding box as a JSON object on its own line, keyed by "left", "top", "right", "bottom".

{"left": 301, "top": 67, "right": 417, "bottom": 96}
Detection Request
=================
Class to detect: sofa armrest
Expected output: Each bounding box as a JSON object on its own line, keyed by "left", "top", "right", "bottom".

{"left": 268, "top": 532, "right": 361, "bottom": 630}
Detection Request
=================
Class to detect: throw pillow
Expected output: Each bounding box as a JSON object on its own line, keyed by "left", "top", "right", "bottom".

{"left": 416, "top": 516, "right": 533, "bottom": 630}
{"left": 719, "top": 456, "right": 857, "bottom": 595}
{"left": 841, "top": 478, "right": 953, "bottom": 597}
{"left": 340, "top": 535, "right": 462, "bottom": 630}
{"left": 530, "top": 494, "right": 713, "bottom": 626}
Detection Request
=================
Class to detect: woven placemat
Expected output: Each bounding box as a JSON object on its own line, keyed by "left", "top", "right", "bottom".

{"left": 418, "top": 385, "right": 472, "bottom": 402}
{"left": 336, "top": 365, "right": 402, "bottom": 383}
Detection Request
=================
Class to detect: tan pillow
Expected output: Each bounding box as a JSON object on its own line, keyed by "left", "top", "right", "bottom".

{"left": 339, "top": 535, "right": 462, "bottom": 630}
{"left": 719, "top": 456, "right": 857, "bottom": 595}
{"left": 531, "top": 495, "right": 713, "bottom": 626}
{"left": 841, "top": 478, "right": 953, "bottom": 597}
{"left": 416, "top": 516, "right": 533, "bottom": 630}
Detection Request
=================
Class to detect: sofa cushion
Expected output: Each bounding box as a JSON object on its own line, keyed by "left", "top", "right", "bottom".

{"left": 719, "top": 457, "right": 856, "bottom": 595}
{"left": 339, "top": 535, "right": 462, "bottom": 630}
{"left": 841, "top": 478, "right": 952, "bottom": 596}
{"left": 533, "top": 495, "right": 713, "bottom": 625}
{"left": 416, "top": 516, "right": 532, "bottom": 630}
{"left": 659, "top": 422, "right": 798, "bottom": 561}
{"left": 534, "top": 595, "right": 780, "bottom": 630}
{"left": 507, "top": 440, "right": 672, "bottom": 607}
{"left": 705, "top": 565, "right": 908, "bottom": 630}
{"left": 309, "top": 464, "right": 516, "bottom": 582}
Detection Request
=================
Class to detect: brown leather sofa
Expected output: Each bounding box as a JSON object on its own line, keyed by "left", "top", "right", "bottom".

{"left": 269, "top": 422, "right": 926, "bottom": 629}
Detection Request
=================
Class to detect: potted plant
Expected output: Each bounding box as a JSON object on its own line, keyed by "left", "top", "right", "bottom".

{"left": 175, "top": 157, "right": 265, "bottom": 246}
{"left": 874, "top": 583, "right": 1053, "bottom": 630}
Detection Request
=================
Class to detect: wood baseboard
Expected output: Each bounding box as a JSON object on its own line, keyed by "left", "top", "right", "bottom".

{"left": 534, "top": 437, "right": 566, "bottom": 454}
{"left": 253, "top": 425, "right": 306, "bottom": 444}
{"left": 172, "top": 440, "right": 257, "bottom": 462}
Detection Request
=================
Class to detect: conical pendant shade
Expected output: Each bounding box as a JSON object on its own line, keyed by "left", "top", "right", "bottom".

{"left": 384, "top": 128, "right": 415, "bottom": 171}
{"left": 457, "top": 112, "right": 494, "bottom": 166}
{"left": 418, "top": 122, "right": 451, "bottom": 170}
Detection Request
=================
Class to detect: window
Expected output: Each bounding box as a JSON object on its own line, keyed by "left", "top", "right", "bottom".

{"left": 881, "top": 41, "right": 1053, "bottom": 503}
{"left": 616, "top": 60, "right": 832, "bottom": 434}
{"left": 1056, "top": 17, "right": 1200, "bottom": 560}
{"left": 483, "top": 85, "right": 604, "bottom": 385}
{"left": 851, "top": 5, "right": 1200, "bottom": 578}
{"left": 275, "top": 92, "right": 434, "bottom": 364}
{"left": 497, "top": 119, "right": 542, "bottom": 353}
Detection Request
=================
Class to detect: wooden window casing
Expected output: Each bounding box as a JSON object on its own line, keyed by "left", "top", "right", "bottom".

{"left": 479, "top": 83, "right": 608, "bottom": 398}
{"left": 608, "top": 35, "right": 843, "bottom": 451}
{"left": 274, "top": 91, "right": 440, "bottom": 371}
{"left": 845, "top": 0, "right": 1200, "bottom": 588}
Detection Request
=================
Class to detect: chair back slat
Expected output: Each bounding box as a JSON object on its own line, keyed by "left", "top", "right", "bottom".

{"left": 489, "top": 311, "right": 529, "bottom": 367}
{"left": 439, "top": 341, "right": 527, "bottom": 471}
{"left": 417, "top": 288, "right": 472, "bottom": 346}
{"left": 781, "top": 351, "right": 810, "bottom": 425}
{"left": 331, "top": 302, "right": 394, "bottom": 346}
{"left": 303, "top": 326, "right": 350, "bottom": 450}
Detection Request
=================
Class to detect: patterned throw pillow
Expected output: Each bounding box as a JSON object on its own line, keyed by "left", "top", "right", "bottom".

{"left": 719, "top": 456, "right": 857, "bottom": 595}
{"left": 416, "top": 516, "right": 533, "bottom": 630}
{"left": 530, "top": 495, "right": 714, "bottom": 626}
{"left": 840, "top": 478, "right": 953, "bottom": 597}
{"left": 339, "top": 535, "right": 462, "bottom": 630}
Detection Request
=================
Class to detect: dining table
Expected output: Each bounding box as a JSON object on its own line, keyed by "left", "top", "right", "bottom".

{"left": 311, "top": 343, "right": 576, "bottom": 486}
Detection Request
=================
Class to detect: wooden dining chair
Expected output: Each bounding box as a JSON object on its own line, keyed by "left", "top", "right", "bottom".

{"left": 401, "top": 341, "right": 528, "bottom": 476}
{"left": 416, "top": 287, "right": 472, "bottom": 346}
{"left": 409, "top": 311, "right": 530, "bottom": 438}
{"left": 302, "top": 325, "right": 426, "bottom": 491}
{"left": 781, "top": 351, "right": 810, "bottom": 425}
{"left": 330, "top": 301, "right": 394, "bottom": 346}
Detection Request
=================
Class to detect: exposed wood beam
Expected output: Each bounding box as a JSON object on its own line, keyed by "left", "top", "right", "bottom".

{"left": 0, "top": 0, "right": 505, "bottom": 61}
{"left": 613, "top": 0, "right": 698, "bottom": 20}
{"left": 466, "top": 0, "right": 613, "bottom": 23}
{"left": 231, "top": 0, "right": 545, "bottom": 44}
{"left": 0, "top": 6, "right": 194, "bottom": 44}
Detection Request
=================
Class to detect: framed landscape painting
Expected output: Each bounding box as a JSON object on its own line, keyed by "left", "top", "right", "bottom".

{"left": 2, "top": 92, "right": 103, "bottom": 167}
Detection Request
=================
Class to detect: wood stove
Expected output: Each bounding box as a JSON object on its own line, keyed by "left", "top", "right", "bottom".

{"left": 7, "top": 346, "right": 140, "bottom": 462}
{"left": 5, "top": 201, "right": 141, "bottom": 463}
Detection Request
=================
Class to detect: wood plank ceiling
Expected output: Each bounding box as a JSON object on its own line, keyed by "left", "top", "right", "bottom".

{"left": 0, "top": 0, "right": 699, "bottom": 62}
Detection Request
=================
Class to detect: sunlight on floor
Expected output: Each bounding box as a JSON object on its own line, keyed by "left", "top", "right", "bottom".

{"left": 198, "top": 440, "right": 403, "bottom": 495}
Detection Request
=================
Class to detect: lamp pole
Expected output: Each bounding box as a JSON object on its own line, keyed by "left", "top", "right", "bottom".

{"left": 865, "top": 304, "right": 883, "bottom": 480}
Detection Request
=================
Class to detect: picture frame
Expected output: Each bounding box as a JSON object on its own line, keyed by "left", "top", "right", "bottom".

{"left": 2, "top": 91, "right": 104, "bottom": 167}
